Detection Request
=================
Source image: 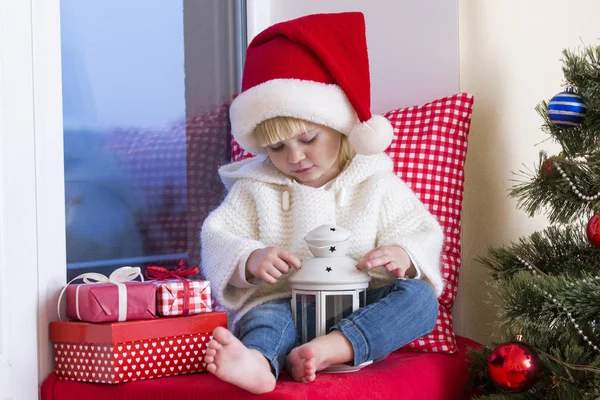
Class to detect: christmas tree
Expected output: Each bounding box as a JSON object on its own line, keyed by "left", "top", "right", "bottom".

{"left": 469, "top": 45, "right": 600, "bottom": 398}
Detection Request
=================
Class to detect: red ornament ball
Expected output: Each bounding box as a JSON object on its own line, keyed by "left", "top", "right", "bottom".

{"left": 487, "top": 341, "right": 541, "bottom": 392}
{"left": 587, "top": 214, "right": 600, "bottom": 248}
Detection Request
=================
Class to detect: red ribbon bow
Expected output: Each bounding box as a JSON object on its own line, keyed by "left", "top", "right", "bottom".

{"left": 145, "top": 259, "right": 199, "bottom": 280}
{"left": 145, "top": 260, "right": 199, "bottom": 316}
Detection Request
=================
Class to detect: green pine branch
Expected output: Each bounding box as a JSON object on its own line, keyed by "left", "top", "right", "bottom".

{"left": 471, "top": 43, "right": 600, "bottom": 399}
{"left": 509, "top": 45, "right": 600, "bottom": 223}
{"left": 539, "top": 46, "right": 600, "bottom": 155}
{"left": 472, "top": 226, "right": 600, "bottom": 397}
{"left": 510, "top": 151, "right": 600, "bottom": 223}
{"left": 489, "top": 272, "right": 600, "bottom": 352}
{"left": 479, "top": 224, "right": 600, "bottom": 279}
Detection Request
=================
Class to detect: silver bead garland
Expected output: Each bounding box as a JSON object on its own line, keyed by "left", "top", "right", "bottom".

{"left": 516, "top": 255, "right": 599, "bottom": 353}
{"left": 554, "top": 164, "right": 600, "bottom": 201}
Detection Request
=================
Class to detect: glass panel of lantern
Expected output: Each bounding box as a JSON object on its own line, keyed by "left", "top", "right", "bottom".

{"left": 359, "top": 289, "right": 366, "bottom": 308}
{"left": 324, "top": 294, "right": 354, "bottom": 333}
{"left": 296, "top": 292, "right": 317, "bottom": 343}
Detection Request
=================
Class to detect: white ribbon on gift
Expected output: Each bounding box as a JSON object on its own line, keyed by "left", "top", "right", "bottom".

{"left": 57, "top": 266, "right": 144, "bottom": 322}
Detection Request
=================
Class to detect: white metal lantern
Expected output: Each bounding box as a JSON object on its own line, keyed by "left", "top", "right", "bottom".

{"left": 289, "top": 224, "right": 371, "bottom": 347}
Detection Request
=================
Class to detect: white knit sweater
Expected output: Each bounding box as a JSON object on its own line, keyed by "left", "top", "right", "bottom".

{"left": 200, "top": 153, "right": 444, "bottom": 331}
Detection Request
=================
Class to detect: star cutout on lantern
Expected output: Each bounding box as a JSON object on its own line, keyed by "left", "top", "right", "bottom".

{"left": 326, "top": 267, "right": 332, "bottom": 272}
{"left": 330, "top": 228, "right": 336, "bottom": 231}
{"left": 329, "top": 246, "right": 336, "bottom": 252}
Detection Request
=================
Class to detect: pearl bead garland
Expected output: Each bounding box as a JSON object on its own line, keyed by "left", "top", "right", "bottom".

{"left": 554, "top": 164, "right": 600, "bottom": 201}
{"left": 516, "top": 256, "right": 599, "bottom": 353}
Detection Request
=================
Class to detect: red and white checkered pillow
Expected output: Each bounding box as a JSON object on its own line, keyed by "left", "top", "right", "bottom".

{"left": 231, "top": 93, "right": 474, "bottom": 354}
{"left": 385, "top": 93, "right": 473, "bottom": 353}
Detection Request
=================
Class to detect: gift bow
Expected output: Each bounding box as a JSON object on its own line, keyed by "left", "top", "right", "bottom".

{"left": 145, "top": 260, "right": 199, "bottom": 316}
{"left": 57, "top": 266, "right": 144, "bottom": 322}
{"left": 78, "top": 267, "right": 145, "bottom": 285}
{"left": 145, "top": 260, "right": 199, "bottom": 280}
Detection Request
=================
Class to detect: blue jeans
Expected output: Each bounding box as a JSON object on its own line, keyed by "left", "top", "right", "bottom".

{"left": 234, "top": 279, "right": 438, "bottom": 378}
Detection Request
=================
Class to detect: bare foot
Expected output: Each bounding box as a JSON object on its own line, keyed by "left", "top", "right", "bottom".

{"left": 286, "top": 344, "right": 317, "bottom": 383}
{"left": 204, "top": 326, "right": 276, "bottom": 394}
{"left": 286, "top": 330, "right": 354, "bottom": 383}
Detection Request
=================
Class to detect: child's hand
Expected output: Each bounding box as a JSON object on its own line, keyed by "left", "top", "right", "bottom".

{"left": 246, "top": 246, "right": 302, "bottom": 284}
{"left": 356, "top": 246, "right": 413, "bottom": 278}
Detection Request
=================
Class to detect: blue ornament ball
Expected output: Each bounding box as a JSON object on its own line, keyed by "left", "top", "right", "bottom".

{"left": 547, "top": 87, "right": 586, "bottom": 129}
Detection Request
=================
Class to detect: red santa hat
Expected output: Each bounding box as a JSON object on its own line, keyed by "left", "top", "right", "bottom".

{"left": 230, "top": 12, "right": 394, "bottom": 156}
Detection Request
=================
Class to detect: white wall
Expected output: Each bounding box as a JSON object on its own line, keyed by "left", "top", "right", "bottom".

{"left": 459, "top": 0, "right": 600, "bottom": 344}
{"left": 246, "top": 0, "right": 460, "bottom": 114}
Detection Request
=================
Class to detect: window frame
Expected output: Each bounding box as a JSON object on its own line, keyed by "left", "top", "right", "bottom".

{"left": 1, "top": 1, "right": 248, "bottom": 392}
{"left": 0, "top": 0, "right": 66, "bottom": 395}
{"left": 31, "top": 0, "right": 69, "bottom": 385}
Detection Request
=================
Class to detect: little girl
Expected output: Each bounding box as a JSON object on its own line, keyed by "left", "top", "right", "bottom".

{"left": 201, "top": 12, "right": 443, "bottom": 394}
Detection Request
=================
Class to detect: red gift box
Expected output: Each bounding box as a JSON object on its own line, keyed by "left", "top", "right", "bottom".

{"left": 156, "top": 280, "right": 212, "bottom": 317}
{"left": 49, "top": 311, "right": 227, "bottom": 384}
{"left": 145, "top": 262, "right": 211, "bottom": 317}
{"left": 65, "top": 281, "right": 156, "bottom": 323}
{"left": 59, "top": 267, "right": 157, "bottom": 323}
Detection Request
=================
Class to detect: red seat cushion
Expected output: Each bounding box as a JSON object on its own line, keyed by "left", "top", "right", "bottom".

{"left": 41, "top": 336, "right": 480, "bottom": 400}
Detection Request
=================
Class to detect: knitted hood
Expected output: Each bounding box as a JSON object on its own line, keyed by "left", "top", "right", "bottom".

{"left": 219, "top": 153, "right": 394, "bottom": 190}
{"left": 219, "top": 155, "right": 291, "bottom": 190}
{"left": 219, "top": 153, "right": 394, "bottom": 211}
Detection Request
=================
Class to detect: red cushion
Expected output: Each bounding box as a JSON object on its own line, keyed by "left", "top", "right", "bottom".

{"left": 231, "top": 93, "right": 474, "bottom": 354}
{"left": 41, "top": 336, "right": 480, "bottom": 400}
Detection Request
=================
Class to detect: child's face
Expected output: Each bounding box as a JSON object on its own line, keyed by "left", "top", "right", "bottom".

{"left": 264, "top": 122, "right": 342, "bottom": 188}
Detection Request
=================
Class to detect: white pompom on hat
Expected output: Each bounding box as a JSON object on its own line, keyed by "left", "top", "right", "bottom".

{"left": 230, "top": 12, "right": 394, "bottom": 155}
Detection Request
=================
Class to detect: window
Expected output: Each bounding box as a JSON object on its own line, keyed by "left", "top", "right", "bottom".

{"left": 61, "top": 0, "right": 246, "bottom": 280}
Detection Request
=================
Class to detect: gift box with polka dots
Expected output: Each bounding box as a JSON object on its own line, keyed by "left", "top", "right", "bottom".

{"left": 50, "top": 312, "right": 226, "bottom": 384}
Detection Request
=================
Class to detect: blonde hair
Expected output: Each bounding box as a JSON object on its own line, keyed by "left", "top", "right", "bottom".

{"left": 253, "top": 116, "right": 355, "bottom": 171}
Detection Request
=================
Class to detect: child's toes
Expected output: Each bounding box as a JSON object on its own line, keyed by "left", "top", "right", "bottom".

{"left": 205, "top": 347, "right": 217, "bottom": 358}
{"left": 206, "top": 362, "right": 217, "bottom": 374}
{"left": 211, "top": 326, "right": 234, "bottom": 345}
{"left": 207, "top": 340, "right": 221, "bottom": 350}
{"left": 304, "top": 358, "right": 316, "bottom": 372}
